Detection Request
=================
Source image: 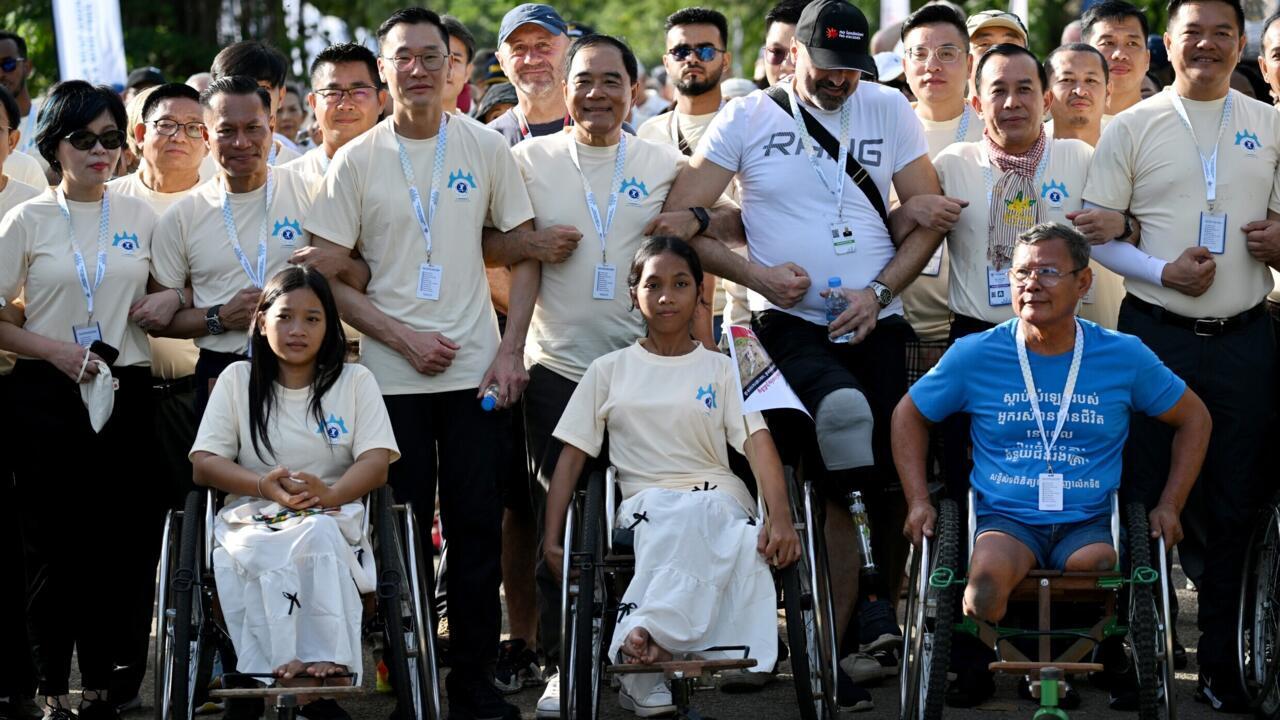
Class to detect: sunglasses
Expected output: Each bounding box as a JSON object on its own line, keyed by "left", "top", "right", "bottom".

{"left": 0, "top": 56, "right": 23, "bottom": 73}
{"left": 63, "top": 129, "right": 127, "bottom": 151}
{"left": 668, "top": 45, "right": 724, "bottom": 62}
{"left": 763, "top": 47, "right": 790, "bottom": 65}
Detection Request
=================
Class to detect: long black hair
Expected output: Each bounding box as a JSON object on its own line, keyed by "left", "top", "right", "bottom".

{"left": 247, "top": 266, "right": 348, "bottom": 463}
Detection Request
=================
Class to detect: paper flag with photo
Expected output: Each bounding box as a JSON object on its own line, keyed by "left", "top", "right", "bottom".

{"left": 726, "top": 325, "right": 809, "bottom": 416}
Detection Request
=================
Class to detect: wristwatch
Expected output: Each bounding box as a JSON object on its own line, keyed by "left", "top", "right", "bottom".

{"left": 205, "top": 304, "right": 226, "bottom": 336}
{"left": 868, "top": 280, "right": 894, "bottom": 308}
{"left": 1115, "top": 213, "right": 1134, "bottom": 241}
{"left": 688, "top": 206, "right": 710, "bottom": 236}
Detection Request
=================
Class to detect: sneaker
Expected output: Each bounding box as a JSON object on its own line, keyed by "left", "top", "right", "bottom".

{"left": 437, "top": 616, "right": 452, "bottom": 668}
{"left": 870, "top": 647, "right": 899, "bottom": 677}
{"left": 839, "top": 653, "right": 884, "bottom": 685}
{"left": 534, "top": 672, "right": 560, "bottom": 719}
{"left": 1195, "top": 665, "right": 1251, "bottom": 713}
{"left": 618, "top": 683, "right": 676, "bottom": 718}
{"left": 492, "top": 639, "right": 543, "bottom": 694}
{"left": 39, "top": 710, "right": 75, "bottom": 720}
{"left": 857, "top": 599, "right": 903, "bottom": 653}
{"left": 718, "top": 668, "right": 771, "bottom": 693}
{"left": 836, "top": 671, "right": 874, "bottom": 712}
{"left": 299, "top": 699, "right": 353, "bottom": 720}
{"left": 446, "top": 671, "right": 519, "bottom": 720}
{"left": 76, "top": 701, "right": 121, "bottom": 720}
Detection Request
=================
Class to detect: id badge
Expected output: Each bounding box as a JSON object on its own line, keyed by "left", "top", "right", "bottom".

{"left": 830, "top": 221, "right": 855, "bottom": 255}
{"left": 987, "top": 266, "right": 1011, "bottom": 306}
{"left": 922, "top": 246, "right": 944, "bottom": 277}
{"left": 73, "top": 321, "right": 103, "bottom": 348}
{"left": 593, "top": 263, "right": 617, "bottom": 300}
{"left": 416, "top": 263, "right": 443, "bottom": 301}
{"left": 1038, "top": 472, "right": 1064, "bottom": 512}
{"left": 1198, "top": 212, "right": 1228, "bottom": 254}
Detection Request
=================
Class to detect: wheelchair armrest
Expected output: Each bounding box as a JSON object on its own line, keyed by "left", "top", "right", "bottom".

{"left": 605, "top": 466, "right": 618, "bottom": 554}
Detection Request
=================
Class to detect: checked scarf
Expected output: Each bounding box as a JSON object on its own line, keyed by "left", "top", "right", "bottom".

{"left": 984, "top": 128, "right": 1047, "bottom": 270}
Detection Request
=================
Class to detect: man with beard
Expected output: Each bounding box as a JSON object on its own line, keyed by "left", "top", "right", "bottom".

{"left": 639, "top": 8, "right": 730, "bottom": 155}
{"left": 1045, "top": 43, "right": 1113, "bottom": 146}
{"left": 489, "top": 4, "right": 573, "bottom": 146}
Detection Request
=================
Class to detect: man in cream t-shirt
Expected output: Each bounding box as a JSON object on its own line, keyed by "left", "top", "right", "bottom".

{"left": 1081, "top": 0, "right": 1280, "bottom": 708}
{"left": 199, "top": 41, "right": 302, "bottom": 180}
{"left": 1044, "top": 43, "right": 1115, "bottom": 146}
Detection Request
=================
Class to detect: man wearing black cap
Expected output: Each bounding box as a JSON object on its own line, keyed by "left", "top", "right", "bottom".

{"left": 489, "top": 3, "right": 573, "bottom": 146}
{"left": 124, "top": 66, "right": 165, "bottom": 103}
{"left": 654, "top": 0, "right": 945, "bottom": 710}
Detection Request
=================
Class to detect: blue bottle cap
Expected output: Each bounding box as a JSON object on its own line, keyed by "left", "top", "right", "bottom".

{"left": 481, "top": 395, "right": 497, "bottom": 411}
{"left": 828, "top": 277, "right": 842, "bottom": 287}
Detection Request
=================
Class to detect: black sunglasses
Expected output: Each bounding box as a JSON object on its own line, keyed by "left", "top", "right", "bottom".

{"left": 63, "top": 129, "right": 127, "bottom": 151}
{"left": 667, "top": 45, "right": 723, "bottom": 62}
{"left": 0, "top": 56, "right": 23, "bottom": 73}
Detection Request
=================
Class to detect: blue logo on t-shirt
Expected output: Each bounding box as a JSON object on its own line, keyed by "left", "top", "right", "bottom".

{"left": 449, "top": 169, "right": 477, "bottom": 200}
{"left": 316, "top": 414, "right": 349, "bottom": 442}
{"left": 273, "top": 217, "right": 302, "bottom": 247}
{"left": 696, "top": 384, "right": 717, "bottom": 412}
{"left": 620, "top": 177, "right": 649, "bottom": 206}
{"left": 1236, "top": 130, "right": 1261, "bottom": 155}
{"left": 1040, "top": 181, "right": 1068, "bottom": 209}
{"left": 113, "top": 231, "right": 139, "bottom": 255}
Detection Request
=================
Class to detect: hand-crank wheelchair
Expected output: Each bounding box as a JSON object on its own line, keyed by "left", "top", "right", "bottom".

{"left": 559, "top": 465, "right": 839, "bottom": 719}
{"left": 153, "top": 486, "right": 441, "bottom": 719}
{"left": 1239, "top": 497, "right": 1280, "bottom": 718}
{"left": 900, "top": 491, "right": 1177, "bottom": 720}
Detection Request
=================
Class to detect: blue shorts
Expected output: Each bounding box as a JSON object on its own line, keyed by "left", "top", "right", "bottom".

{"left": 975, "top": 513, "right": 1114, "bottom": 570}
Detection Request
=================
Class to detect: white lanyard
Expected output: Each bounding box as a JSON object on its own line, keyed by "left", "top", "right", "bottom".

{"left": 55, "top": 188, "right": 111, "bottom": 319}
{"left": 787, "top": 83, "right": 852, "bottom": 221}
{"left": 568, "top": 134, "right": 627, "bottom": 263}
{"left": 395, "top": 112, "right": 449, "bottom": 264}
{"left": 1168, "top": 90, "right": 1232, "bottom": 212}
{"left": 982, "top": 139, "right": 1051, "bottom": 207}
{"left": 954, "top": 105, "right": 972, "bottom": 145}
{"left": 1015, "top": 318, "right": 1084, "bottom": 474}
{"left": 267, "top": 141, "right": 278, "bottom": 167}
{"left": 219, "top": 169, "right": 274, "bottom": 288}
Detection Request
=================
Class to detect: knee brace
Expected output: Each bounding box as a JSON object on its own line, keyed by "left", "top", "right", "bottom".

{"left": 814, "top": 387, "right": 875, "bottom": 471}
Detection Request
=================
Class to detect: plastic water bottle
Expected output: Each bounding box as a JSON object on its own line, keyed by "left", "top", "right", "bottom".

{"left": 825, "top": 277, "right": 851, "bottom": 344}
{"left": 847, "top": 490, "right": 877, "bottom": 576}
{"left": 480, "top": 384, "right": 500, "bottom": 411}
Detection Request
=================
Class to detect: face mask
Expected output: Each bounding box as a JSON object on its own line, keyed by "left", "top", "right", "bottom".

{"left": 76, "top": 352, "right": 116, "bottom": 433}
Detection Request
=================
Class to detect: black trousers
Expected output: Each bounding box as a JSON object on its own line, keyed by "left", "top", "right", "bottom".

{"left": 1118, "top": 298, "right": 1276, "bottom": 669}
{"left": 0, "top": 374, "right": 36, "bottom": 701}
{"left": 941, "top": 314, "right": 996, "bottom": 502}
{"left": 383, "top": 389, "right": 504, "bottom": 676}
{"left": 11, "top": 361, "right": 158, "bottom": 696}
{"left": 194, "top": 349, "right": 247, "bottom": 417}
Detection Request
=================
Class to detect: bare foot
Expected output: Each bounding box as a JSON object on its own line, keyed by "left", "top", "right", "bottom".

{"left": 304, "top": 661, "right": 351, "bottom": 685}
{"left": 620, "top": 627, "right": 673, "bottom": 665}
{"left": 274, "top": 659, "right": 307, "bottom": 683}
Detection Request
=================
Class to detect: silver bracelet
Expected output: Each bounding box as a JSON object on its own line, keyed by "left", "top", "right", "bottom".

{"left": 173, "top": 287, "right": 187, "bottom": 309}
{"left": 257, "top": 473, "right": 267, "bottom": 498}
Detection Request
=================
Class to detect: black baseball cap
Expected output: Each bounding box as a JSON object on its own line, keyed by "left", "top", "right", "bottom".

{"left": 795, "top": 0, "right": 877, "bottom": 75}
{"left": 126, "top": 66, "right": 165, "bottom": 90}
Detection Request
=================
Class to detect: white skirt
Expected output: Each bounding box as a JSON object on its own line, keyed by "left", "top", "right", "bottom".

{"left": 607, "top": 488, "right": 777, "bottom": 697}
{"left": 212, "top": 500, "right": 375, "bottom": 682}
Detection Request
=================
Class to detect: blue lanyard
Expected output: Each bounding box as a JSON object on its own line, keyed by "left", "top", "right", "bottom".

{"left": 395, "top": 113, "right": 449, "bottom": 264}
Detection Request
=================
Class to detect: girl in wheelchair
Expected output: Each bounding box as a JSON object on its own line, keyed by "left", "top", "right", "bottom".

{"left": 190, "top": 267, "right": 398, "bottom": 720}
{"left": 544, "top": 237, "right": 802, "bottom": 716}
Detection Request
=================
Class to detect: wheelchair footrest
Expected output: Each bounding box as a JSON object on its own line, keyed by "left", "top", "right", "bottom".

{"left": 988, "top": 661, "right": 1103, "bottom": 674}
{"left": 210, "top": 686, "right": 365, "bottom": 699}
{"left": 607, "top": 658, "right": 756, "bottom": 679}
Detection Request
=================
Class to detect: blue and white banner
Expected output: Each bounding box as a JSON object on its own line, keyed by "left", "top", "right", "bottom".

{"left": 52, "top": 0, "right": 127, "bottom": 89}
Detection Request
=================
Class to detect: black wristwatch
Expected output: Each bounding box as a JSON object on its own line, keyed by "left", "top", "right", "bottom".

{"left": 205, "top": 304, "right": 226, "bottom": 336}
{"left": 868, "top": 280, "right": 894, "bottom": 308}
{"left": 689, "top": 206, "right": 710, "bottom": 236}
{"left": 1115, "top": 213, "right": 1134, "bottom": 241}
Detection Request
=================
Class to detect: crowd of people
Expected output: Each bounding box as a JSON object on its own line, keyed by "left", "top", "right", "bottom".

{"left": 0, "top": 0, "right": 1276, "bottom": 718}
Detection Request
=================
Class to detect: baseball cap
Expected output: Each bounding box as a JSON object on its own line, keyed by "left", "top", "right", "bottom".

{"left": 874, "top": 51, "right": 904, "bottom": 82}
{"left": 126, "top": 66, "right": 165, "bottom": 90}
{"left": 498, "top": 4, "right": 568, "bottom": 46}
{"left": 795, "top": 0, "right": 877, "bottom": 75}
{"left": 965, "top": 10, "right": 1029, "bottom": 44}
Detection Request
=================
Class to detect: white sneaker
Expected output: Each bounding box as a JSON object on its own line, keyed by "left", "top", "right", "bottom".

{"left": 535, "top": 672, "right": 560, "bottom": 719}
{"left": 618, "top": 683, "right": 676, "bottom": 718}
{"left": 840, "top": 652, "right": 884, "bottom": 685}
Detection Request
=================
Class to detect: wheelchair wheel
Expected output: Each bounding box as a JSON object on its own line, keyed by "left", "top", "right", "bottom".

{"left": 1240, "top": 504, "right": 1280, "bottom": 718}
{"left": 901, "top": 498, "right": 959, "bottom": 720}
{"left": 1126, "top": 501, "right": 1174, "bottom": 720}
{"left": 160, "top": 490, "right": 217, "bottom": 720}
{"left": 375, "top": 486, "right": 443, "bottom": 720}
{"left": 782, "top": 470, "right": 839, "bottom": 720}
{"left": 563, "top": 471, "right": 609, "bottom": 720}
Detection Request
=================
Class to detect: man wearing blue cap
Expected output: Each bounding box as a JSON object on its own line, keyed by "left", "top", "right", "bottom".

{"left": 489, "top": 4, "right": 573, "bottom": 146}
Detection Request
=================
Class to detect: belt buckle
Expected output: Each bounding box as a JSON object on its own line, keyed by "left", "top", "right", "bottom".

{"left": 1193, "top": 317, "right": 1224, "bottom": 336}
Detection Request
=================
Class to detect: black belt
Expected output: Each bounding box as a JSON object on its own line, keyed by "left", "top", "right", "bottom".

{"left": 1124, "top": 295, "right": 1265, "bottom": 337}
{"left": 153, "top": 375, "right": 197, "bottom": 395}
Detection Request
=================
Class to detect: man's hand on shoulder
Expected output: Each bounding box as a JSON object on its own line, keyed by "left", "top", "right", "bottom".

{"left": 748, "top": 261, "right": 811, "bottom": 308}
{"left": 1160, "top": 247, "right": 1216, "bottom": 297}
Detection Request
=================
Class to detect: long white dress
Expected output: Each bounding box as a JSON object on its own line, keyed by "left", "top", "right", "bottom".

{"left": 191, "top": 362, "right": 399, "bottom": 681}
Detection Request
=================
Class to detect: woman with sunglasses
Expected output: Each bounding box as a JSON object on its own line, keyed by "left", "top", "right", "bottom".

{"left": 0, "top": 80, "right": 158, "bottom": 720}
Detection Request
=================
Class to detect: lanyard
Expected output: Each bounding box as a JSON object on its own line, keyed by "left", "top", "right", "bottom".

{"left": 787, "top": 83, "right": 852, "bottom": 221}
{"left": 395, "top": 112, "right": 449, "bottom": 264}
{"left": 568, "top": 133, "right": 627, "bottom": 263}
{"left": 1015, "top": 318, "right": 1084, "bottom": 474}
{"left": 220, "top": 169, "right": 274, "bottom": 288}
{"left": 55, "top": 188, "right": 111, "bottom": 319}
{"left": 1168, "top": 90, "right": 1233, "bottom": 212}
{"left": 954, "top": 105, "right": 972, "bottom": 145}
{"left": 514, "top": 107, "right": 572, "bottom": 139}
{"left": 669, "top": 112, "right": 691, "bottom": 156}
{"left": 267, "top": 141, "right": 278, "bottom": 167}
{"left": 982, "top": 140, "right": 1051, "bottom": 208}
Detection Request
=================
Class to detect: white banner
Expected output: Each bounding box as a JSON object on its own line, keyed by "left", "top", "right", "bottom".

{"left": 52, "top": 0, "right": 128, "bottom": 89}
{"left": 881, "top": 0, "right": 912, "bottom": 31}
{"left": 1009, "top": 0, "right": 1030, "bottom": 27}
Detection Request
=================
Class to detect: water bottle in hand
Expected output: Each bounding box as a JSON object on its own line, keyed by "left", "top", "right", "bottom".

{"left": 825, "top": 277, "right": 851, "bottom": 344}
{"left": 480, "top": 383, "right": 500, "bottom": 411}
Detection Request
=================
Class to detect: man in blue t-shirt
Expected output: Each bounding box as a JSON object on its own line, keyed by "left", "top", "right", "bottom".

{"left": 893, "top": 222, "right": 1210, "bottom": 624}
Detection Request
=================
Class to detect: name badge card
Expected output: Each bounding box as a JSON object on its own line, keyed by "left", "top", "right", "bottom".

{"left": 922, "top": 246, "right": 944, "bottom": 277}
{"left": 73, "top": 321, "right": 103, "bottom": 348}
{"left": 1038, "top": 472, "right": 1064, "bottom": 512}
{"left": 593, "top": 263, "right": 617, "bottom": 300}
{"left": 416, "top": 263, "right": 443, "bottom": 301}
{"left": 988, "top": 266, "right": 1011, "bottom": 306}
{"left": 830, "top": 221, "right": 855, "bottom": 255}
{"left": 1198, "top": 212, "right": 1227, "bottom": 255}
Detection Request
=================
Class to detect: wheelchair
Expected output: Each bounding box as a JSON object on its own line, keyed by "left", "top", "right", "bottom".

{"left": 559, "top": 465, "right": 839, "bottom": 719}
{"left": 900, "top": 491, "right": 1176, "bottom": 720}
{"left": 1239, "top": 497, "right": 1280, "bottom": 718}
{"left": 153, "top": 486, "right": 441, "bottom": 719}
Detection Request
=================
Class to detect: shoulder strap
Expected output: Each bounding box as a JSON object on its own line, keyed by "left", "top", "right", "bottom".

{"left": 765, "top": 85, "right": 889, "bottom": 224}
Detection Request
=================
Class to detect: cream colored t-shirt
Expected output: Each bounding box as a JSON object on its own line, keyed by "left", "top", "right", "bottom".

{"left": 1045, "top": 113, "right": 1114, "bottom": 143}
{"left": 553, "top": 342, "right": 767, "bottom": 515}
{"left": 282, "top": 146, "right": 330, "bottom": 197}
{"left": 192, "top": 362, "right": 400, "bottom": 504}
{"left": 0, "top": 177, "right": 43, "bottom": 374}
{"left": 637, "top": 110, "right": 719, "bottom": 155}
{"left": 304, "top": 116, "right": 535, "bottom": 395}
{"left": 1084, "top": 88, "right": 1280, "bottom": 317}
{"left": 0, "top": 188, "right": 156, "bottom": 367}
{"left": 108, "top": 170, "right": 205, "bottom": 216}
{"left": 935, "top": 137, "right": 1125, "bottom": 327}
{"left": 512, "top": 133, "right": 683, "bottom": 382}
{"left": 151, "top": 166, "right": 314, "bottom": 354}
{"left": 6, "top": 150, "right": 46, "bottom": 189}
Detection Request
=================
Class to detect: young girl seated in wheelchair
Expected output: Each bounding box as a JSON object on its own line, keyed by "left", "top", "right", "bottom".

{"left": 190, "top": 267, "right": 398, "bottom": 720}
{"left": 545, "top": 237, "right": 802, "bottom": 716}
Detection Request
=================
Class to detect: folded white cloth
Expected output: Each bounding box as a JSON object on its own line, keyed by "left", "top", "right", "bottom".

{"left": 78, "top": 358, "right": 115, "bottom": 433}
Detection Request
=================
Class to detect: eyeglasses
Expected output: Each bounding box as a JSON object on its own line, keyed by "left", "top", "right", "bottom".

{"left": 668, "top": 45, "right": 724, "bottom": 62}
{"left": 905, "top": 45, "right": 964, "bottom": 65}
{"left": 384, "top": 52, "right": 448, "bottom": 72}
{"left": 763, "top": 47, "right": 789, "bottom": 65}
{"left": 62, "top": 129, "right": 126, "bottom": 151}
{"left": 0, "top": 56, "right": 24, "bottom": 73}
{"left": 1009, "top": 266, "right": 1085, "bottom": 286}
{"left": 148, "top": 119, "right": 205, "bottom": 139}
{"left": 314, "top": 85, "right": 378, "bottom": 103}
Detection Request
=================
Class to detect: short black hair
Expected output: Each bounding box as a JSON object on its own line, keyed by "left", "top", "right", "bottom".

{"left": 1264, "top": 10, "right": 1280, "bottom": 45}
{"left": 565, "top": 34, "right": 639, "bottom": 86}
{"left": 140, "top": 83, "right": 201, "bottom": 123}
{"left": 0, "top": 85, "right": 18, "bottom": 131}
{"left": 34, "top": 80, "right": 127, "bottom": 170}
{"left": 1081, "top": 0, "right": 1150, "bottom": 41}
{"left": 200, "top": 75, "right": 273, "bottom": 114}
{"left": 627, "top": 236, "right": 705, "bottom": 303}
{"left": 211, "top": 41, "right": 289, "bottom": 89}
{"left": 975, "top": 43, "right": 1047, "bottom": 92}
{"left": 765, "top": 0, "right": 813, "bottom": 32}
{"left": 1167, "top": 0, "right": 1245, "bottom": 34}
{"left": 309, "top": 43, "right": 381, "bottom": 88}
{"left": 441, "top": 15, "right": 476, "bottom": 64}
{"left": 376, "top": 7, "right": 450, "bottom": 50}
{"left": 666, "top": 8, "right": 729, "bottom": 47}
{"left": 900, "top": 4, "right": 969, "bottom": 48}
{"left": 1045, "top": 42, "right": 1111, "bottom": 85}
{"left": 0, "top": 31, "right": 27, "bottom": 58}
